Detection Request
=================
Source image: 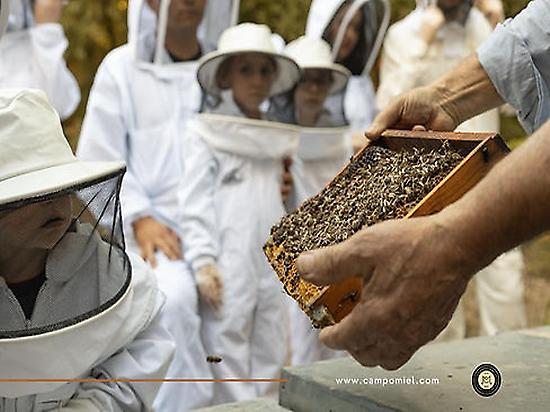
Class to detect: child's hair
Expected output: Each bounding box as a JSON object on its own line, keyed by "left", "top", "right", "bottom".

{"left": 322, "top": 0, "right": 369, "bottom": 76}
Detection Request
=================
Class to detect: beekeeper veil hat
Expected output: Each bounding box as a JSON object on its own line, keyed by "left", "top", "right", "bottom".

{"left": 0, "top": 89, "right": 141, "bottom": 398}
{"left": 197, "top": 23, "right": 301, "bottom": 98}
{"left": 268, "top": 36, "right": 350, "bottom": 126}
{"left": 284, "top": 35, "right": 350, "bottom": 95}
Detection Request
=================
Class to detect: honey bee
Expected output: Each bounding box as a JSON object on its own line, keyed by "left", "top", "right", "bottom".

{"left": 206, "top": 355, "right": 223, "bottom": 363}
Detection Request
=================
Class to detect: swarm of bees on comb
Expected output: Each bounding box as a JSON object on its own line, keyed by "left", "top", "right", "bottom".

{"left": 264, "top": 143, "right": 464, "bottom": 327}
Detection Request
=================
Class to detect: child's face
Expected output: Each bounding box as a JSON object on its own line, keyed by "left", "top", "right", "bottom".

{"left": 327, "top": 4, "right": 364, "bottom": 62}
{"left": 0, "top": 195, "right": 73, "bottom": 253}
{"left": 220, "top": 53, "right": 277, "bottom": 117}
{"left": 294, "top": 69, "right": 333, "bottom": 124}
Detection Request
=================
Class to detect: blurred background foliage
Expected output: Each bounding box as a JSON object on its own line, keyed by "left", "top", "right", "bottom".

{"left": 61, "top": 0, "right": 531, "bottom": 148}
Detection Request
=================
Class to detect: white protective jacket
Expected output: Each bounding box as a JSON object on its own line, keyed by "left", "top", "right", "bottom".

{"left": 376, "top": 4, "right": 499, "bottom": 132}
{"left": 0, "top": 224, "right": 174, "bottom": 412}
{"left": 0, "top": 0, "right": 80, "bottom": 119}
{"left": 306, "top": 0, "right": 389, "bottom": 135}
{"left": 179, "top": 96, "right": 299, "bottom": 403}
{"left": 77, "top": 0, "right": 239, "bottom": 241}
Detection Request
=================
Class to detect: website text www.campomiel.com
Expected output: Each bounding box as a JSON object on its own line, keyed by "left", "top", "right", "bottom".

{"left": 335, "top": 376, "right": 440, "bottom": 386}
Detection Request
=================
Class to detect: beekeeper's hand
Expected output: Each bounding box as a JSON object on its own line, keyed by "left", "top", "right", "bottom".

{"left": 419, "top": 5, "right": 445, "bottom": 45}
{"left": 281, "top": 157, "right": 293, "bottom": 202}
{"left": 475, "top": 0, "right": 504, "bottom": 28}
{"left": 133, "top": 216, "right": 183, "bottom": 268}
{"left": 366, "top": 55, "right": 504, "bottom": 140}
{"left": 33, "top": 0, "right": 67, "bottom": 24}
{"left": 196, "top": 264, "right": 224, "bottom": 314}
{"left": 366, "top": 85, "right": 459, "bottom": 139}
{"left": 296, "top": 216, "right": 474, "bottom": 370}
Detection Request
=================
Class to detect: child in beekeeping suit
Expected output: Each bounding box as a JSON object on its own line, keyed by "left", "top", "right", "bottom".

{"left": 280, "top": 35, "right": 351, "bottom": 366}
{"left": 77, "top": 1, "right": 241, "bottom": 409}
{"left": 0, "top": 89, "right": 174, "bottom": 411}
{"left": 178, "top": 23, "right": 301, "bottom": 404}
{"left": 376, "top": 0, "right": 526, "bottom": 341}
{"left": 305, "top": 0, "right": 390, "bottom": 151}
{"left": 0, "top": 0, "right": 80, "bottom": 119}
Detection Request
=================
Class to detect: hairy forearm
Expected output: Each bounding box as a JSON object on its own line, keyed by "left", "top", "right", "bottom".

{"left": 439, "top": 119, "right": 550, "bottom": 272}
{"left": 436, "top": 55, "right": 504, "bottom": 127}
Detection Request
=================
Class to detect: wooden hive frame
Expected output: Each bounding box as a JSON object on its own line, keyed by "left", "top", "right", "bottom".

{"left": 264, "top": 129, "right": 510, "bottom": 328}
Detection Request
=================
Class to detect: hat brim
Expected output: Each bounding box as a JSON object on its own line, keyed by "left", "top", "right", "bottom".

{"left": 197, "top": 50, "right": 302, "bottom": 97}
{"left": 0, "top": 160, "right": 126, "bottom": 207}
{"left": 299, "top": 64, "right": 351, "bottom": 95}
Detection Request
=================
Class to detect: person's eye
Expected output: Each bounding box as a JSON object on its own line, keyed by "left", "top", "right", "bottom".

{"left": 260, "top": 66, "right": 275, "bottom": 77}
{"left": 239, "top": 65, "right": 252, "bottom": 75}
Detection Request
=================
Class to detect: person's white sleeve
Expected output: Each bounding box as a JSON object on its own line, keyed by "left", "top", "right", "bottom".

{"left": 376, "top": 23, "right": 430, "bottom": 110}
{"left": 477, "top": 0, "right": 550, "bottom": 134}
{"left": 66, "top": 314, "right": 174, "bottom": 411}
{"left": 66, "top": 256, "right": 175, "bottom": 412}
{"left": 28, "top": 23, "right": 80, "bottom": 119}
{"left": 77, "top": 54, "right": 154, "bottom": 228}
{"left": 178, "top": 131, "right": 218, "bottom": 273}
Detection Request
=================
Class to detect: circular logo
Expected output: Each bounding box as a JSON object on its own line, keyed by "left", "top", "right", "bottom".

{"left": 471, "top": 363, "right": 502, "bottom": 397}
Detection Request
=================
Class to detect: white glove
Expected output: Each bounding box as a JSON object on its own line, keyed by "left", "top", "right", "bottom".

{"left": 196, "top": 264, "right": 224, "bottom": 314}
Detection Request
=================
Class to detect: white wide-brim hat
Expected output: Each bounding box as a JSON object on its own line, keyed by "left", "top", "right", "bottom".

{"left": 197, "top": 23, "right": 301, "bottom": 97}
{"left": 0, "top": 89, "right": 125, "bottom": 207}
{"left": 284, "top": 35, "right": 351, "bottom": 95}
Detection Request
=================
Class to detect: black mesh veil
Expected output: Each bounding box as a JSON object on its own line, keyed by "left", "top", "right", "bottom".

{"left": 0, "top": 169, "right": 131, "bottom": 338}
{"left": 268, "top": 84, "right": 349, "bottom": 128}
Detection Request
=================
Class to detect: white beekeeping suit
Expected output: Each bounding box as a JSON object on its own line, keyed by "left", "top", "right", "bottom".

{"left": 179, "top": 23, "right": 301, "bottom": 404}
{"left": 377, "top": 0, "right": 526, "bottom": 340}
{"left": 279, "top": 36, "right": 351, "bottom": 365}
{"left": 0, "top": 0, "right": 80, "bottom": 119}
{"left": 76, "top": 0, "right": 239, "bottom": 410}
{"left": 0, "top": 89, "right": 174, "bottom": 411}
{"left": 306, "top": 0, "right": 389, "bottom": 149}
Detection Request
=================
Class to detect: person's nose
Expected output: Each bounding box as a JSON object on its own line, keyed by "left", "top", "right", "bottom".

{"left": 251, "top": 70, "right": 268, "bottom": 88}
{"left": 304, "top": 79, "right": 321, "bottom": 93}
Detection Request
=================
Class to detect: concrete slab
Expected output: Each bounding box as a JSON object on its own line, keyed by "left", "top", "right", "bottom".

{"left": 280, "top": 327, "right": 550, "bottom": 412}
{"left": 194, "top": 398, "right": 290, "bottom": 412}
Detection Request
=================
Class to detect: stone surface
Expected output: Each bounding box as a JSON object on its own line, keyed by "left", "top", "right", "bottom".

{"left": 280, "top": 327, "right": 550, "bottom": 412}
{"left": 194, "top": 398, "right": 290, "bottom": 411}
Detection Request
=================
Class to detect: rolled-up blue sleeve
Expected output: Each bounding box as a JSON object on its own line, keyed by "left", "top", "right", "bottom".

{"left": 477, "top": 0, "right": 550, "bottom": 134}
